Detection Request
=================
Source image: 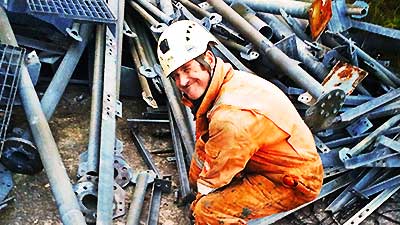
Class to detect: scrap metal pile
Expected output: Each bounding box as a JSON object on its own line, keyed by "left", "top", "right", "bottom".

{"left": 0, "top": 0, "right": 399, "bottom": 224}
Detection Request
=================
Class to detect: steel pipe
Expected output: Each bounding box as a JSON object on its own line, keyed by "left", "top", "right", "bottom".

{"left": 0, "top": 7, "right": 87, "bottom": 225}
{"left": 134, "top": 0, "right": 174, "bottom": 24}
{"left": 86, "top": 24, "right": 105, "bottom": 174}
{"left": 257, "top": 12, "right": 329, "bottom": 80}
{"left": 208, "top": 0, "right": 324, "bottom": 99}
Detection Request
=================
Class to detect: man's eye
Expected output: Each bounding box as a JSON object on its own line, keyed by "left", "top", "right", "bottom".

{"left": 170, "top": 73, "right": 178, "bottom": 80}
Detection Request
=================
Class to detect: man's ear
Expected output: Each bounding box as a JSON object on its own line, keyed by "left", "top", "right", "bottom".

{"left": 204, "top": 50, "right": 215, "bottom": 68}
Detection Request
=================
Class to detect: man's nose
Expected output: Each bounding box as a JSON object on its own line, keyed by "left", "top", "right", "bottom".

{"left": 176, "top": 73, "right": 189, "bottom": 88}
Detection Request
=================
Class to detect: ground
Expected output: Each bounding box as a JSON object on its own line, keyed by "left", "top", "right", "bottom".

{"left": 0, "top": 84, "right": 188, "bottom": 225}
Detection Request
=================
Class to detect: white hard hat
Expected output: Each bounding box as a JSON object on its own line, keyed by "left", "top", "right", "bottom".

{"left": 157, "top": 20, "right": 217, "bottom": 77}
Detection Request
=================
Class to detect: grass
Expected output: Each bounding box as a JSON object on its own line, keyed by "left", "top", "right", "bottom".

{"left": 364, "top": 0, "right": 400, "bottom": 29}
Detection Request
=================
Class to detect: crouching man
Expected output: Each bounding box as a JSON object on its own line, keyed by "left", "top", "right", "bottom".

{"left": 157, "top": 20, "right": 323, "bottom": 225}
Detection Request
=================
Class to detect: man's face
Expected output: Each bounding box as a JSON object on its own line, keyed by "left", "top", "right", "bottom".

{"left": 170, "top": 58, "right": 211, "bottom": 100}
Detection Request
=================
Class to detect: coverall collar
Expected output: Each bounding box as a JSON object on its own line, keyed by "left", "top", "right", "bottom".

{"left": 182, "top": 57, "right": 234, "bottom": 119}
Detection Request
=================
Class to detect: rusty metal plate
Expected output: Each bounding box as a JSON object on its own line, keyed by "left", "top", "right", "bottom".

{"left": 321, "top": 61, "right": 368, "bottom": 95}
{"left": 299, "top": 60, "right": 368, "bottom": 105}
{"left": 309, "top": 0, "right": 332, "bottom": 40}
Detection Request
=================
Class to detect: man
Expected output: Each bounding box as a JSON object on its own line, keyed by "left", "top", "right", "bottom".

{"left": 157, "top": 20, "right": 323, "bottom": 224}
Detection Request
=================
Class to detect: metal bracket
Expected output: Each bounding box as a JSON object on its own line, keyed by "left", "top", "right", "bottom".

{"left": 123, "top": 20, "right": 137, "bottom": 38}
{"left": 139, "top": 65, "right": 157, "bottom": 78}
{"left": 66, "top": 23, "right": 83, "bottom": 42}
{"left": 304, "top": 89, "right": 346, "bottom": 131}
{"left": 346, "top": 117, "right": 373, "bottom": 137}
{"left": 113, "top": 156, "right": 133, "bottom": 188}
{"left": 314, "top": 135, "right": 331, "bottom": 153}
{"left": 73, "top": 178, "right": 126, "bottom": 224}
{"left": 150, "top": 23, "right": 168, "bottom": 35}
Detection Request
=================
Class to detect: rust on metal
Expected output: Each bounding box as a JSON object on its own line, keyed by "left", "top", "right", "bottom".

{"left": 308, "top": 0, "right": 332, "bottom": 40}
{"left": 321, "top": 61, "right": 368, "bottom": 95}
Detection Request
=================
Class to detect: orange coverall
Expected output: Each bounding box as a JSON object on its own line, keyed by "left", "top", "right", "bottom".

{"left": 183, "top": 58, "right": 324, "bottom": 224}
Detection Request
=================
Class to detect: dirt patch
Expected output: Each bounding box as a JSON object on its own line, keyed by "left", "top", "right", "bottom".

{"left": 0, "top": 85, "right": 188, "bottom": 225}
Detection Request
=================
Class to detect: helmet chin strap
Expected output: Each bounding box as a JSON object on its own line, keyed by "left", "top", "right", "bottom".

{"left": 194, "top": 49, "right": 217, "bottom": 78}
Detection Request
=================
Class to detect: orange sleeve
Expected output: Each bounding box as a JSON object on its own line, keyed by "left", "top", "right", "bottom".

{"left": 197, "top": 106, "right": 280, "bottom": 191}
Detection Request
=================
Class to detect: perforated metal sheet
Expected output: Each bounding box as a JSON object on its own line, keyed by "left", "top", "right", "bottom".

{"left": 0, "top": 44, "right": 25, "bottom": 153}
{"left": 26, "top": 0, "right": 115, "bottom": 23}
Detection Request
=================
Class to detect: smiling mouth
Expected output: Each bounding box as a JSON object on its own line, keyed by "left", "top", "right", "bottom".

{"left": 183, "top": 83, "right": 193, "bottom": 92}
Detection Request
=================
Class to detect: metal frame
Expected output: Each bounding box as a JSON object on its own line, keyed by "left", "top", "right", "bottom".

{"left": 0, "top": 44, "right": 25, "bottom": 152}
{"left": 26, "top": 0, "right": 116, "bottom": 23}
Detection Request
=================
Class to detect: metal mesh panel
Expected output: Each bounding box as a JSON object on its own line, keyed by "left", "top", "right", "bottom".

{"left": 26, "top": 0, "right": 115, "bottom": 23}
{"left": 0, "top": 44, "right": 25, "bottom": 152}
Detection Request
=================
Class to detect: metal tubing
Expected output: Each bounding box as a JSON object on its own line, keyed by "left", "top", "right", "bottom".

{"left": 159, "top": 0, "right": 175, "bottom": 17}
{"left": 126, "top": 171, "right": 152, "bottom": 225}
{"left": 17, "top": 23, "right": 92, "bottom": 146}
{"left": 146, "top": 181, "right": 162, "bottom": 225}
{"left": 129, "top": 0, "right": 159, "bottom": 26}
{"left": 367, "top": 101, "right": 400, "bottom": 120}
{"left": 326, "top": 168, "right": 381, "bottom": 213}
{"left": 325, "top": 126, "right": 400, "bottom": 149}
{"left": 208, "top": 0, "right": 324, "bottom": 99}
{"left": 361, "top": 174, "right": 400, "bottom": 197}
{"left": 131, "top": 130, "right": 162, "bottom": 178}
{"left": 216, "top": 35, "right": 251, "bottom": 54}
{"left": 339, "top": 114, "right": 400, "bottom": 161}
{"left": 129, "top": 36, "right": 157, "bottom": 108}
{"left": 125, "top": 16, "right": 158, "bottom": 108}
{"left": 169, "top": 109, "right": 191, "bottom": 199}
{"left": 96, "top": 27, "right": 118, "bottom": 225}
{"left": 40, "top": 24, "right": 93, "bottom": 120}
{"left": 178, "top": 0, "right": 212, "bottom": 18}
{"left": 86, "top": 24, "right": 105, "bottom": 174}
{"left": 338, "top": 88, "right": 400, "bottom": 122}
{"left": 329, "top": 31, "right": 400, "bottom": 87}
{"left": 0, "top": 8, "right": 86, "bottom": 225}
{"left": 136, "top": 23, "right": 196, "bottom": 159}
{"left": 134, "top": 0, "right": 174, "bottom": 24}
{"left": 158, "top": 74, "right": 196, "bottom": 159}
{"left": 257, "top": 12, "right": 329, "bottom": 80}
{"left": 231, "top": 2, "right": 273, "bottom": 39}
{"left": 174, "top": 1, "right": 253, "bottom": 72}
{"left": 115, "top": 0, "right": 125, "bottom": 98}
{"left": 351, "top": 20, "right": 400, "bottom": 40}
{"left": 224, "top": 0, "right": 310, "bottom": 19}
{"left": 343, "top": 185, "right": 400, "bottom": 225}
{"left": 226, "top": 0, "right": 367, "bottom": 18}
